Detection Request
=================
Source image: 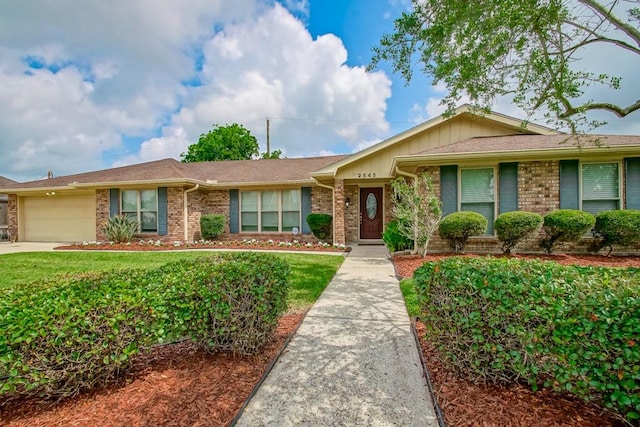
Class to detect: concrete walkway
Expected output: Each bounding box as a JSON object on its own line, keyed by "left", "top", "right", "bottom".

{"left": 0, "top": 241, "right": 64, "bottom": 254}
{"left": 235, "top": 245, "right": 438, "bottom": 427}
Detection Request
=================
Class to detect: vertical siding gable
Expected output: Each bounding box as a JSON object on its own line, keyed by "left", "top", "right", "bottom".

{"left": 229, "top": 189, "right": 239, "bottom": 233}
{"left": 625, "top": 157, "right": 640, "bottom": 209}
{"left": 499, "top": 162, "right": 518, "bottom": 214}
{"left": 301, "top": 187, "right": 312, "bottom": 234}
{"left": 440, "top": 165, "right": 458, "bottom": 216}
{"left": 157, "top": 187, "right": 168, "bottom": 236}
{"left": 559, "top": 160, "right": 580, "bottom": 209}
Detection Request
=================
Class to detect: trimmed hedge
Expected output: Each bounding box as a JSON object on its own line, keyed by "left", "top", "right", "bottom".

{"left": 494, "top": 211, "right": 543, "bottom": 254}
{"left": 589, "top": 210, "right": 640, "bottom": 255}
{"left": 539, "top": 209, "right": 595, "bottom": 254}
{"left": 200, "top": 214, "right": 226, "bottom": 240}
{"left": 414, "top": 257, "right": 640, "bottom": 422}
{"left": 438, "top": 211, "right": 487, "bottom": 253}
{"left": 0, "top": 253, "right": 289, "bottom": 402}
{"left": 382, "top": 219, "right": 414, "bottom": 252}
{"left": 306, "top": 213, "right": 332, "bottom": 241}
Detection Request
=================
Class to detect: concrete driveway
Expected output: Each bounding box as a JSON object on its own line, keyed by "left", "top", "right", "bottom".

{"left": 0, "top": 242, "right": 64, "bottom": 255}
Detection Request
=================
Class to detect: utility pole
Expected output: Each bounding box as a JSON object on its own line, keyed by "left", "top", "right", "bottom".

{"left": 266, "top": 118, "right": 270, "bottom": 157}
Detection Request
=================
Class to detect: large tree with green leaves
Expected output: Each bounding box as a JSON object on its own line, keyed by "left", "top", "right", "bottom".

{"left": 181, "top": 123, "right": 260, "bottom": 162}
{"left": 371, "top": 0, "right": 640, "bottom": 132}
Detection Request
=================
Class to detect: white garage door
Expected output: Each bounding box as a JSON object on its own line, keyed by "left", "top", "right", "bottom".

{"left": 22, "top": 194, "right": 96, "bottom": 242}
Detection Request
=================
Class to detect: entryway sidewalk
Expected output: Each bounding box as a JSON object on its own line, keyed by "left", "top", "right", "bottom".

{"left": 0, "top": 242, "right": 63, "bottom": 255}
{"left": 234, "top": 245, "right": 439, "bottom": 426}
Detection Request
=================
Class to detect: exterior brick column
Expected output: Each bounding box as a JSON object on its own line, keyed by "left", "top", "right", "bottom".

{"left": 334, "top": 179, "right": 346, "bottom": 245}
{"left": 8, "top": 194, "right": 17, "bottom": 241}
{"left": 95, "top": 189, "right": 110, "bottom": 241}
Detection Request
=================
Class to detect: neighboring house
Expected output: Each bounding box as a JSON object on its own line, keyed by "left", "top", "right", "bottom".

{"left": 0, "top": 175, "right": 17, "bottom": 229}
{"left": 1, "top": 105, "right": 639, "bottom": 253}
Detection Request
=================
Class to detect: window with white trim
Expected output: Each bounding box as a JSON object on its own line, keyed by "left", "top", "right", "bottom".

{"left": 241, "top": 189, "right": 301, "bottom": 232}
{"left": 460, "top": 168, "right": 495, "bottom": 235}
{"left": 121, "top": 189, "right": 158, "bottom": 232}
{"left": 581, "top": 162, "right": 620, "bottom": 214}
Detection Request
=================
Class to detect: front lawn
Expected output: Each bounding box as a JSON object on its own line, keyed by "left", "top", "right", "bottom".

{"left": 0, "top": 251, "right": 344, "bottom": 309}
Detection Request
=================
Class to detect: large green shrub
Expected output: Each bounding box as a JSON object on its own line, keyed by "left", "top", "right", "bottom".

{"left": 382, "top": 219, "right": 414, "bottom": 252}
{"left": 102, "top": 214, "right": 138, "bottom": 242}
{"left": 414, "top": 257, "right": 640, "bottom": 423}
{"left": 0, "top": 253, "right": 289, "bottom": 403}
{"left": 539, "top": 209, "right": 595, "bottom": 254}
{"left": 438, "top": 211, "right": 487, "bottom": 253}
{"left": 494, "top": 211, "right": 543, "bottom": 254}
{"left": 306, "top": 213, "right": 332, "bottom": 241}
{"left": 589, "top": 210, "right": 640, "bottom": 255}
{"left": 200, "top": 213, "right": 226, "bottom": 240}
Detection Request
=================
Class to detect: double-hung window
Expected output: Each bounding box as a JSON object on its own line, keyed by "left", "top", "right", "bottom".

{"left": 581, "top": 162, "right": 620, "bottom": 214}
{"left": 121, "top": 189, "right": 158, "bottom": 233}
{"left": 460, "top": 168, "right": 495, "bottom": 235}
{"left": 241, "top": 190, "right": 301, "bottom": 232}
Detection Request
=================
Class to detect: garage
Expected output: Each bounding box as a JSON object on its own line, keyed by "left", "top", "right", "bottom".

{"left": 21, "top": 192, "right": 96, "bottom": 242}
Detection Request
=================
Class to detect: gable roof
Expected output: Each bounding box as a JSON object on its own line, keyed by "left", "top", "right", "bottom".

{"left": 311, "top": 104, "right": 559, "bottom": 178}
{"left": 0, "top": 176, "right": 17, "bottom": 187}
{"left": 0, "top": 155, "right": 348, "bottom": 193}
{"left": 391, "top": 134, "right": 640, "bottom": 171}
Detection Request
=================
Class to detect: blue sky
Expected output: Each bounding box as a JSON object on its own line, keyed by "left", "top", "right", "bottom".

{"left": 0, "top": 0, "right": 637, "bottom": 182}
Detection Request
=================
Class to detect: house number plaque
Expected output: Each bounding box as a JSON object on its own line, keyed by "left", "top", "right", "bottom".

{"left": 357, "top": 172, "right": 377, "bottom": 178}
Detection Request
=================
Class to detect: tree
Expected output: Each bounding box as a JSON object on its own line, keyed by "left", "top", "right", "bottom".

{"left": 181, "top": 123, "right": 259, "bottom": 162}
{"left": 371, "top": 0, "right": 640, "bottom": 133}
{"left": 391, "top": 173, "right": 442, "bottom": 257}
{"left": 261, "top": 149, "right": 282, "bottom": 159}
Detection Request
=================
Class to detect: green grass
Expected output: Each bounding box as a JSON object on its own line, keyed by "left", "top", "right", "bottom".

{"left": 400, "top": 278, "right": 420, "bottom": 318}
{"left": 0, "top": 251, "right": 344, "bottom": 309}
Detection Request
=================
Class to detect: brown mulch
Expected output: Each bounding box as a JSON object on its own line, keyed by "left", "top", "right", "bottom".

{"left": 415, "top": 322, "right": 623, "bottom": 427}
{"left": 393, "top": 252, "right": 640, "bottom": 278}
{"left": 1, "top": 313, "right": 303, "bottom": 427}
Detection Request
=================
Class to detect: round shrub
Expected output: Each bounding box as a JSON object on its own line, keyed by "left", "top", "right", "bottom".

{"left": 200, "top": 213, "right": 226, "bottom": 240}
{"left": 382, "top": 219, "right": 414, "bottom": 252}
{"left": 539, "top": 209, "right": 595, "bottom": 254}
{"left": 589, "top": 209, "right": 640, "bottom": 255}
{"left": 438, "top": 211, "right": 487, "bottom": 253}
{"left": 306, "top": 213, "right": 332, "bottom": 241}
{"left": 494, "top": 211, "right": 543, "bottom": 254}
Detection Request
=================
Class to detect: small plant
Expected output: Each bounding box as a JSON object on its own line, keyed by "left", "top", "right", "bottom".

{"left": 200, "top": 214, "right": 226, "bottom": 240}
{"left": 390, "top": 173, "right": 442, "bottom": 256}
{"left": 438, "top": 211, "right": 487, "bottom": 253}
{"left": 306, "top": 213, "right": 332, "bottom": 241}
{"left": 539, "top": 209, "right": 595, "bottom": 254}
{"left": 102, "top": 215, "right": 138, "bottom": 243}
{"left": 382, "top": 219, "right": 414, "bottom": 252}
{"left": 494, "top": 211, "right": 543, "bottom": 254}
{"left": 588, "top": 209, "right": 640, "bottom": 255}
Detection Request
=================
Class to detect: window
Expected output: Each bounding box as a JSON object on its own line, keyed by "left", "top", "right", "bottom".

{"left": 121, "top": 190, "right": 158, "bottom": 232}
{"left": 241, "top": 190, "right": 301, "bottom": 232}
{"left": 581, "top": 162, "right": 620, "bottom": 214}
{"left": 460, "top": 168, "right": 495, "bottom": 235}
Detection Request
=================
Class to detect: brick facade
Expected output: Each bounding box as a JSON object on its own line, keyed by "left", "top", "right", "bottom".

{"left": 95, "top": 189, "right": 110, "bottom": 241}
{"left": 8, "top": 194, "right": 17, "bottom": 241}
{"left": 311, "top": 186, "right": 332, "bottom": 214}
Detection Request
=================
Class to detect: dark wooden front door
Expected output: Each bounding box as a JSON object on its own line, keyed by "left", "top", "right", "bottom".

{"left": 360, "top": 187, "right": 383, "bottom": 239}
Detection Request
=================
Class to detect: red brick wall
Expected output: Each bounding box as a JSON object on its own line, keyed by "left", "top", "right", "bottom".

{"left": 312, "top": 186, "right": 332, "bottom": 213}
{"left": 8, "top": 194, "right": 17, "bottom": 240}
{"left": 95, "top": 189, "right": 110, "bottom": 241}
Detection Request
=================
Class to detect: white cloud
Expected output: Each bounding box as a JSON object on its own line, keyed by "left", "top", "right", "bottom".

{"left": 135, "top": 3, "right": 391, "bottom": 162}
{"left": 0, "top": 1, "right": 391, "bottom": 181}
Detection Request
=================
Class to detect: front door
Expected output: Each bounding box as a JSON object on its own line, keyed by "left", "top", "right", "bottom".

{"left": 360, "top": 187, "right": 383, "bottom": 239}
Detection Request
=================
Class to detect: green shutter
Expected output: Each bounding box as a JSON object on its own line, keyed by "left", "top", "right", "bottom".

{"left": 157, "top": 187, "right": 167, "bottom": 236}
{"left": 440, "top": 165, "right": 458, "bottom": 216}
{"left": 559, "top": 160, "right": 579, "bottom": 209}
{"left": 229, "top": 189, "right": 239, "bottom": 233}
{"left": 499, "top": 163, "right": 518, "bottom": 214}
{"left": 625, "top": 158, "right": 640, "bottom": 209}
{"left": 109, "top": 189, "right": 119, "bottom": 217}
{"left": 301, "top": 187, "right": 312, "bottom": 234}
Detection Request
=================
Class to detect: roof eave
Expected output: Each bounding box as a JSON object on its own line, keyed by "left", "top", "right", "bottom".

{"left": 390, "top": 144, "right": 640, "bottom": 174}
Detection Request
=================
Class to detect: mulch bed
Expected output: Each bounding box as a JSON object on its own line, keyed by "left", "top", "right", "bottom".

{"left": 1, "top": 314, "right": 303, "bottom": 427}
{"left": 3, "top": 253, "right": 635, "bottom": 426}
